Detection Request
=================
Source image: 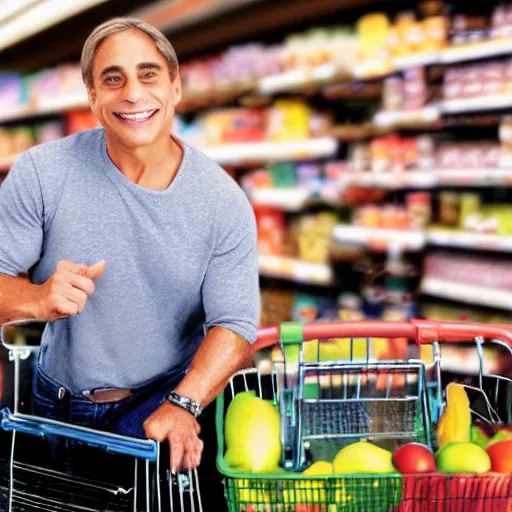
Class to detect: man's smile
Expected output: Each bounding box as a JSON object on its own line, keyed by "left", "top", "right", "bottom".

{"left": 114, "top": 109, "right": 159, "bottom": 122}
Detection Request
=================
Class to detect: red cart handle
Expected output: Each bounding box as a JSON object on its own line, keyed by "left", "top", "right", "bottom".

{"left": 252, "top": 319, "right": 512, "bottom": 354}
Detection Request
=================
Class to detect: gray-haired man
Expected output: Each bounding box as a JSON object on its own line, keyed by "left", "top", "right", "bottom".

{"left": 0, "top": 16, "right": 259, "bottom": 493}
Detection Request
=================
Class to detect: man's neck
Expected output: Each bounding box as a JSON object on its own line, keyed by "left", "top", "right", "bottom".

{"left": 105, "top": 133, "right": 183, "bottom": 190}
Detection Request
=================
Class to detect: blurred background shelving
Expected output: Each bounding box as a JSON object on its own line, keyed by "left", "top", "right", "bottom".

{"left": 1, "top": 0, "right": 512, "bottom": 378}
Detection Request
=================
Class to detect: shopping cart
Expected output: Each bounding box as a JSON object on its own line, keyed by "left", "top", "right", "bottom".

{"left": 0, "top": 319, "right": 203, "bottom": 512}
{"left": 216, "top": 319, "right": 512, "bottom": 512}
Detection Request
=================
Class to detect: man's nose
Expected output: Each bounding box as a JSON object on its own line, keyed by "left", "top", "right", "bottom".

{"left": 121, "top": 77, "right": 144, "bottom": 103}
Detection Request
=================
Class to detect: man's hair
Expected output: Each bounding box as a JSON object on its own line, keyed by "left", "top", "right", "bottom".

{"left": 81, "top": 17, "right": 179, "bottom": 88}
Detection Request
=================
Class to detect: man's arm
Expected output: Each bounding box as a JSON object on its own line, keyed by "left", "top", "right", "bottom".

{"left": 173, "top": 326, "right": 251, "bottom": 406}
{"left": 143, "top": 326, "right": 252, "bottom": 472}
{"left": 0, "top": 261, "right": 106, "bottom": 325}
{"left": 0, "top": 274, "right": 42, "bottom": 325}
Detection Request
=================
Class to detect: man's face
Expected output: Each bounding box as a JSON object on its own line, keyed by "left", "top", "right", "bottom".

{"left": 88, "top": 28, "right": 180, "bottom": 150}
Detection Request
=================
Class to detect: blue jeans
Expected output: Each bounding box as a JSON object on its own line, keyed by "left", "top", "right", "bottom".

{"left": 32, "top": 364, "right": 186, "bottom": 437}
{"left": 31, "top": 364, "right": 186, "bottom": 483}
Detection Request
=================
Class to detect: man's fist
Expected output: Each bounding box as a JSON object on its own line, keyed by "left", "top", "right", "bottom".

{"left": 37, "top": 259, "right": 106, "bottom": 322}
{"left": 144, "top": 402, "right": 204, "bottom": 472}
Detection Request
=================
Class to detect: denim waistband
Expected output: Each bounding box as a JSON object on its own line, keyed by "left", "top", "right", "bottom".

{"left": 34, "top": 364, "right": 88, "bottom": 404}
{"left": 35, "top": 364, "right": 187, "bottom": 404}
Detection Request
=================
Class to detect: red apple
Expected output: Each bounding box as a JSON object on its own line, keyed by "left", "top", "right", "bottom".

{"left": 393, "top": 443, "right": 436, "bottom": 474}
{"left": 487, "top": 439, "right": 512, "bottom": 472}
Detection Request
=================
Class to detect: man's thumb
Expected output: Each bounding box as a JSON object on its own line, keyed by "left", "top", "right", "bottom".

{"left": 88, "top": 260, "right": 107, "bottom": 280}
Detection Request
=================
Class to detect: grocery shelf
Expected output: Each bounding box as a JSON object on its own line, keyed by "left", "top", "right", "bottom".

{"left": 392, "top": 52, "right": 440, "bottom": 70}
{"left": 0, "top": 154, "right": 19, "bottom": 172}
{"left": 435, "top": 168, "right": 512, "bottom": 186}
{"left": 441, "top": 38, "right": 512, "bottom": 64}
{"left": 332, "top": 225, "right": 426, "bottom": 252}
{"left": 258, "top": 63, "right": 345, "bottom": 95}
{"left": 439, "top": 346, "right": 500, "bottom": 375}
{"left": 373, "top": 105, "right": 441, "bottom": 128}
{"left": 340, "top": 171, "right": 437, "bottom": 190}
{"left": 0, "top": 0, "right": 110, "bottom": 52}
{"left": 0, "top": 91, "right": 89, "bottom": 124}
{"left": 250, "top": 188, "right": 314, "bottom": 211}
{"left": 427, "top": 229, "right": 512, "bottom": 253}
{"left": 259, "top": 254, "right": 334, "bottom": 285}
{"left": 442, "top": 94, "right": 512, "bottom": 114}
{"left": 202, "top": 137, "right": 338, "bottom": 165}
{"left": 339, "top": 169, "right": 512, "bottom": 189}
{"left": 421, "top": 277, "right": 512, "bottom": 311}
{"left": 251, "top": 185, "right": 341, "bottom": 211}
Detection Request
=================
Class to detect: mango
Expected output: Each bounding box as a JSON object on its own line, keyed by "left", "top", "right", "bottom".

{"left": 224, "top": 391, "right": 281, "bottom": 473}
{"left": 333, "top": 441, "right": 395, "bottom": 474}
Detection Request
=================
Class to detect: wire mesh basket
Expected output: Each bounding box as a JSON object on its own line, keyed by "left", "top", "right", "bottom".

{"left": 216, "top": 320, "right": 512, "bottom": 512}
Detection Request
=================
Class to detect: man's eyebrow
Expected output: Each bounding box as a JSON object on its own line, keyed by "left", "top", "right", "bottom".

{"left": 136, "top": 62, "right": 163, "bottom": 71}
{"left": 100, "top": 65, "right": 123, "bottom": 77}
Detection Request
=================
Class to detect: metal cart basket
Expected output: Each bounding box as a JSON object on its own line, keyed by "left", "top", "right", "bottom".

{"left": 0, "top": 319, "right": 203, "bottom": 512}
{"left": 216, "top": 319, "right": 512, "bottom": 512}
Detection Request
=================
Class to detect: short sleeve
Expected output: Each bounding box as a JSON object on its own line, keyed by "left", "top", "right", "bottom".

{"left": 0, "top": 151, "right": 44, "bottom": 276}
{"left": 201, "top": 192, "right": 260, "bottom": 344}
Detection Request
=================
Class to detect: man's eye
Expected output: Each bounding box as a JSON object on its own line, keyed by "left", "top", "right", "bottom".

{"left": 141, "top": 72, "right": 157, "bottom": 79}
{"left": 105, "top": 76, "right": 120, "bottom": 84}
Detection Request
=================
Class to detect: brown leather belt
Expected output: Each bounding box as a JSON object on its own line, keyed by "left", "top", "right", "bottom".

{"left": 82, "top": 388, "right": 134, "bottom": 404}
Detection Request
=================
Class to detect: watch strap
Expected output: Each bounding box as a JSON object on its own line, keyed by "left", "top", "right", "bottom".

{"left": 166, "top": 391, "right": 202, "bottom": 418}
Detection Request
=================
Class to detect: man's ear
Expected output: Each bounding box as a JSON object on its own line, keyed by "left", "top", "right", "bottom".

{"left": 87, "top": 87, "right": 96, "bottom": 105}
{"left": 173, "top": 75, "right": 182, "bottom": 106}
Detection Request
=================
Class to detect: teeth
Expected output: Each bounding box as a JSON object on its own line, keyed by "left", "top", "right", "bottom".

{"left": 118, "top": 110, "right": 156, "bottom": 120}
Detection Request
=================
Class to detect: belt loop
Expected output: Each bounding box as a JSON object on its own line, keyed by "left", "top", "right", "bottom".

{"left": 58, "top": 387, "right": 66, "bottom": 400}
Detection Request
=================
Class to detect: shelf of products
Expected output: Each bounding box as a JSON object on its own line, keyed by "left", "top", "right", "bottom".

{"left": 0, "top": 91, "right": 89, "bottom": 124}
{"left": 422, "top": 277, "right": 512, "bottom": 311}
{"left": 0, "top": 0, "right": 110, "bottom": 52}
{"left": 257, "top": 63, "right": 343, "bottom": 96}
{"left": 442, "top": 95, "right": 512, "bottom": 115}
{"left": 332, "top": 225, "right": 426, "bottom": 252}
{"left": 4, "top": 0, "right": 512, "bottom": 381}
{"left": 259, "top": 254, "right": 334, "bottom": 285}
{"left": 441, "top": 38, "right": 512, "bottom": 64}
{"left": 373, "top": 105, "right": 441, "bottom": 128}
{"left": 340, "top": 169, "right": 512, "bottom": 189}
{"left": 427, "top": 229, "right": 512, "bottom": 253}
{"left": 0, "top": 154, "right": 18, "bottom": 172}
{"left": 202, "top": 137, "right": 338, "bottom": 165}
{"left": 250, "top": 188, "right": 312, "bottom": 211}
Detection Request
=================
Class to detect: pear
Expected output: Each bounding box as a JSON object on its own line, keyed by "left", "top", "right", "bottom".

{"left": 333, "top": 441, "right": 395, "bottom": 474}
{"left": 470, "top": 425, "right": 490, "bottom": 449}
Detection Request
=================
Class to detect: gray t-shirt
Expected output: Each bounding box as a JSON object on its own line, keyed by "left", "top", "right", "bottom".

{"left": 0, "top": 128, "right": 260, "bottom": 392}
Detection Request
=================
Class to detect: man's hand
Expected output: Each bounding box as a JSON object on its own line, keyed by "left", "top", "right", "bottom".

{"left": 37, "top": 259, "right": 106, "bottom": 322}
{"left": 143, "top": 401, "right": 204, "bottom": 471}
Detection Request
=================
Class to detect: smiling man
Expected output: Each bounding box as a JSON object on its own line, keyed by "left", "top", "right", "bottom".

{"left": 0, "top": 17, "right": 259, "bottom": 502}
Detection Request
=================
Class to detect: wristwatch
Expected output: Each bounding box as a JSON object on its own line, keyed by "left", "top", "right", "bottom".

{"left": 166, "top": 391, "right": 202, "bottom": 418}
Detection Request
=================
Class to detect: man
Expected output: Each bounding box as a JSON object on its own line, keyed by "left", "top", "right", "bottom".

{"left": 0, "top": 17, "right": 259, "bottom": 489}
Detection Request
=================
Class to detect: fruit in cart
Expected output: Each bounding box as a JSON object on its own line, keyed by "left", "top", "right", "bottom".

{"left": 470, "top": 425, "right": 490, "bottom": 449}
{"left": 486, "top": 439, "right": 512, "bottom": 472}
{"left": 435, "top": 442, "right": 491, "bottom": 473}
{"left": 332, "top": 440, "right": 395, "bottom": 474}
{"left": 436, "top": 383, "right": 471, "bottom": 448}
{"left": 224, "top": 391, "right": 281, "bottom": 473}
{"left": 487, "top": 428, "right": 512, "bottom": 446}
{"left": 281, "top": 462, "right": 332, "bottom": 504}
{"left": 234, "top": 479, "right": 271, "bottom": 504}
{"left": 392, "top": 443, "right": 436, "bottom": 473}
{"left": 303, "top": 461, "right": 333, "bottom": 475}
